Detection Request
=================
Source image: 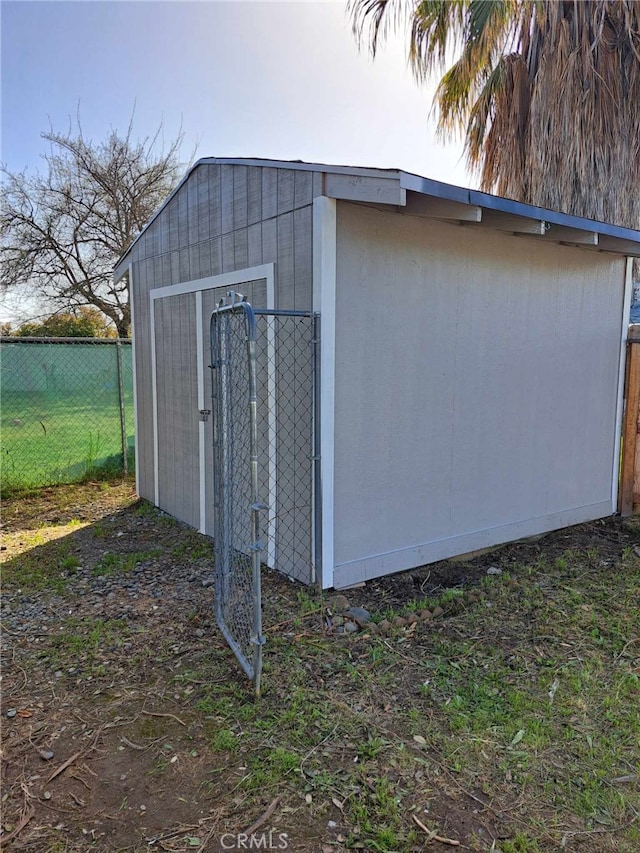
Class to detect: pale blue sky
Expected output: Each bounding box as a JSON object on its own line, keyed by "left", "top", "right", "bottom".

{"left": 2, "top": 0, "right": 472, "bottom": 178}
{"left": 1, "top": 0, "right": 473, "bottom": 322}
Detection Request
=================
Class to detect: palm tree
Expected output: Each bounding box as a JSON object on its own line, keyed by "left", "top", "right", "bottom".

{"left": 350, "top": 0, "right": 640, "bottom": 228}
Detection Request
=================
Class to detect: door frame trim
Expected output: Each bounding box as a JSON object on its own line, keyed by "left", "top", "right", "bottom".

{"left": 149, "top": 264, "right": 276, "bottom": 524}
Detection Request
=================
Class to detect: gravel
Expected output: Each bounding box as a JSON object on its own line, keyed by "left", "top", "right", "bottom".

{"left": 1, "top": 555, "right": 216, "bottom": 645}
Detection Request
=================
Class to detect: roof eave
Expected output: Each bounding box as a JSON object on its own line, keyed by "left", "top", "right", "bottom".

{"left": 400, "top": 172, "right": 640, "bottom": 256}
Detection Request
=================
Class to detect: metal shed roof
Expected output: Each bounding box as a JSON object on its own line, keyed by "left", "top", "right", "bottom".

{"left": 113, "top": 157, "right": 640, "bottom": 279}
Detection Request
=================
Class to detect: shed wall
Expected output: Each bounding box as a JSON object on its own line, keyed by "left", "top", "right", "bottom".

{"left": 332, "top": 202, "right": 627, "bottom": 588}
{"left": 130, "top": 164, "right": 315, "bottom": 513}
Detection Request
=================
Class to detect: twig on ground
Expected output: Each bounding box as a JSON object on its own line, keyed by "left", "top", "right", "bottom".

{"left": 69, "top": 791, "right": 86, "bottom": 808}
{"left": 382, "top": 639, "right": 422, "bottom": 665}
{"left": 242, "top": 797, "right": 281, "bottom": 836}
{"left": 614, "top": 637, "right": 640, "bottom": 660}
{"left": 9, "top": 646, "right": 28, "bottom": 692}
{"left": 1, "top": 804, "right": 35, "bottom": 844}
{"left": 120, "top": 736, "right": 146, "bottom": 751}
{"left": 146, "top": 824, "right": 203, "bottom": 845}
{"left": 197, "top": 823, "right": 219, "bottom": 853}
{"left": 412, "top": 813, "right": 461, "bottom": 846}
{"left": 300, "top": 725, "right": 338, "bottom": 779}
{"left": 46, "top": 723, "right": 111, "bottom": 783}
{"left": 268, "top": 608, "right": 324, "bottom": 631}
{"left": 46, "top": 750, "right": 83, "bottom": 783}
{"left": 141, "top": 709, "right": 186, "bottom": 726}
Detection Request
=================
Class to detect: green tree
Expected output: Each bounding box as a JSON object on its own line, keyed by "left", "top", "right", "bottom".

{"left": 1, "top": 119, "right": 185, "bottom": 337}
{"left": 14, "top": 307, "right": 117, "bottom": 338}
{"left": 350, "top": 0, "right": 640, "bottom": 228}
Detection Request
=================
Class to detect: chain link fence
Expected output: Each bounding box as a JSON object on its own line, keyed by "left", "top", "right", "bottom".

{"left": 1, "top": 337, "right": 134, "bottom": 492}
{"left": 211, "top": 302, "right": 264, "bottom": 692}
{"left": 254, "top": 309, "right": 316, "bottom": 586}
{"left": 210, "top": 297, "right": 317, "bottom": 694}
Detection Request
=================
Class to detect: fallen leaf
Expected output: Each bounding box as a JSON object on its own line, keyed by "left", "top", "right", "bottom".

{"left": 510, "top": 729, "right": 525, "bottom": 746}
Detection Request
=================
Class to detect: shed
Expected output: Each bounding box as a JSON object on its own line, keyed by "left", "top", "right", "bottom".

{"left": 114, "top": 158, "right": 640, "bottom": 591}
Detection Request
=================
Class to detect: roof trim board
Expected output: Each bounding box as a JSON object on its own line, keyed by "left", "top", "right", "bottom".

{"left": 400, "top": 172, "right": 640, "bottom": 243}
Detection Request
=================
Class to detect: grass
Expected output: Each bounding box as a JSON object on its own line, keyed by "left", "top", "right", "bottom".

{"left": 3, "top": 485, "right": 639, "bottom": 853}
{"left": 91, "top": 548, "right": 163, "bottom": 576}
{"left": 1, "top": 389, "right": 134, "bottom": 492}
{"left": 183, "top": 540, "right": 639, "bottom": 851}
{"left": 2, "top": 537, "right": 82, "bottom": 592}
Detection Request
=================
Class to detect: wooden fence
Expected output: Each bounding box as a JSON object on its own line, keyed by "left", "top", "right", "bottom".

{"left": 620, "top": 324, "right": 640, "bottom": 515}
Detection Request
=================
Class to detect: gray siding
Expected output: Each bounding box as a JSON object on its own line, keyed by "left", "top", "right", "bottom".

{"left": 332, "top": 202, "right": 626, "bottom": 588}
{"left": 154, "top": 293, "right": 199, "bottom": 529}
{"left": 131, "top": 163, "right": 314, "bottom": 530}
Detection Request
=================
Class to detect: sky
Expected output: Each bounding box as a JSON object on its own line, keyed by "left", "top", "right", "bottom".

{"left": 1, "top": 0, "right": 473, "bottom": 323}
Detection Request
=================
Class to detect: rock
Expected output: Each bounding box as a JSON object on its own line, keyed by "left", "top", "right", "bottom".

{"left": 345, "top": 606, "right": 371, "bottom": 625}
{"left": 432, "top": 606, "right": 444, "bottom": 618}
{"left": 201, "top": 577, "right": 215, "bottom": 588}
{"left": 328, "top": 594, "right": 350, "bottom": 613}
{"left": 344, "top": 621, "right": 358, "bottom": 633}
{"left": 366, "top": 622, "right": 379, "bottom": 634}
{"left": 486, "top": 566, "right": 502, "bottom": 575}
{"left": 420, "top": 609, "right": 432, "bottom": 621}
{"left": 378, "top": 620, "right": 391, "bottom": 633}
{"left": 39, "top": 750, "right": 54, "bottom": 761}
{"left": 393, "top": 616, "right": 407, "bottom": 628}
{"left": 6, "top": 709, "right": 17, "bottom": 719}
{"left": 407, "top": 613, "right": 419, "bottom": 625}
{"left": 195, "top": 629, "right": 205, "bottom": 638}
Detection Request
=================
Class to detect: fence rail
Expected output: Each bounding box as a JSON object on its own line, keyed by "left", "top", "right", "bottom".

{"left": 1, "top": 336, "right": 133, "bottom": 491}
{"left": 619, "top": 324, "right": 640, "bottom": 515}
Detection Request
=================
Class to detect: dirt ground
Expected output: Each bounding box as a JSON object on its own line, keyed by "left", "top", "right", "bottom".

{"left": 1, "top": 479, "right": 639, "bottom": 853}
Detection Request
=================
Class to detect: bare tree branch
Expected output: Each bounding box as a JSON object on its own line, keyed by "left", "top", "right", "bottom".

{"left": 1, "top": 117, "right": 185, "bottom": 336}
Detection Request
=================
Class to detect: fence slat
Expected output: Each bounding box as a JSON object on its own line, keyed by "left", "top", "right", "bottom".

{"left": 620, "top": 325, "right": 640, "bottom": 516}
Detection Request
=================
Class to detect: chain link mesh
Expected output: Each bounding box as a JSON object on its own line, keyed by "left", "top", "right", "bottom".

{"left": 255, "top": 312, "right": 315, "bottom": 585}
{"left": 0, "top": 338, "right": 134, "bottom": 491}
{"left": 211, "top": 307, "right": 261, "bottom": 686}
{"left": 211, "top": 302, "right": 316, "bottom": 691}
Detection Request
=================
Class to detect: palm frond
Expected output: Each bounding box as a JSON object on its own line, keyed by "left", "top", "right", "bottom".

{"left": 351, "top": 0, "right": 640, "bottom": 227}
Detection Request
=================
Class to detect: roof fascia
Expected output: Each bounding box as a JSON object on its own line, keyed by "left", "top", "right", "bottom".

{"left": 400, "top": 172, "right": 640, "bottom": 255}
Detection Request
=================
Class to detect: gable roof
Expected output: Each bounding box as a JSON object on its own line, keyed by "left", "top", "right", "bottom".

{"left": 113, "top": 157, "right": 640, "bottom": 280}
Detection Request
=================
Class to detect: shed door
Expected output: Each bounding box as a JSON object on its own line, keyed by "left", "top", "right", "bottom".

{"left": 151, "top": 278, "right": 268, "bottom": 533}
{"left": 153, "top": 292, "right": 200, "bottom": 528}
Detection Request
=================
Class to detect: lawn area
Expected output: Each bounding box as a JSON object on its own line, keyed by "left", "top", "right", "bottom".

{"left": 1, "top": 481, "right": 639, "bottom": 852}
{"left": 1, "top": 391, "right": 134, "bottom": 491}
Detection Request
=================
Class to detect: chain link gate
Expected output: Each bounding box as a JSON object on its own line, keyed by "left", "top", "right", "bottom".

{"left": 210, "top": 293, "right": 317, "bottom": 694}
